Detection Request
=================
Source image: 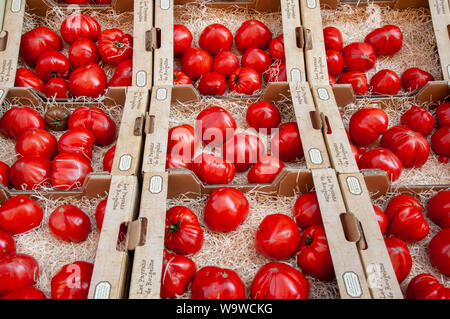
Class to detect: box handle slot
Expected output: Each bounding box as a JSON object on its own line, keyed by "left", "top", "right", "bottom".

{"left": 145, "top": 114, "right": 155, "bottom": 134}
{"left": 309, "top": 110, "right": 322, "bottom": 130}
{"left": 304, "top": 29, "right": 312, "bottom": 50}
{"left": 0, "top": 31, "right": 8, "bottom": 52}
{"left": 339, "top": 212, "right": 362, "bottom": 243}
{"left": 149, "top": 28, "right": 161, "bottom": 50}
{"left": 145, "top": 30, "right": 152, "bottom": 51}
{"left": 134, "top": 116, "right": 144, "bottom": 136}
{"left": 116, "top": 222, "right": 129, "bottom": 252}
{"left": 125, "top": 218, "right": 147, "bottom": 251}
{"left": 295, "top": 26, "right": 304, "bottom": 49}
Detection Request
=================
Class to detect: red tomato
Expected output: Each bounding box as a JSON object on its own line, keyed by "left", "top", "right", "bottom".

{"left": 297, "top": 224, "right": 334, "bottom": 281}
{"left": 326, "top": 50, "right": 344, "bottom": 77}
{"left": 60, "top": 14, "right": 101, "bottom": 45}
{"left": 385, "top": 195, "right": 429, "bottom": 241}
{"left": 358, "top": 148, "right": 403, "bottom": 182}
{"left": 10, "top": 157, "right": 52, "bottom": 190}
{"left": 161, "top": 250, "right": 196, "bottom": 299}
{"left": 192, "top": 153, "right": 235, "bottom": 185}
{"left": 103, "top": 145, "right": 116, "bottom": 173}
{"left": 14, "top": 68, "right": 44, "bottom": 91}
{"left": 212, "top": 51, "right": 239, "bottom": 78}
{"left": 108, "top": 59, "right": 132, "bottom": 87}
{"left": 349, "top": 108, "right": 388, "bottom": 145}
{"left": 167, "top": 124, "right": 198, "bottom": 160}
{"left": 436, "top": 102, "right": 450, "bottom": 127}
{"left": 351, "top": 143, "right": 360, "bottom": 162}
{"left": 173, "top": 69, "right": 192, "bottom": 85}
{"left": 264, "top": 61, "right": 287, "bottom": 83}
{"left": 191, "top": 266, "right": 245, "bottom": 299}
{"left": 181, "top": 47, "right": 212, "bottom": 81}
{"left": 323, "top": 26, "right": 343, "bottom": 51}
{"left": 364, "top": 25, "right": 403, "bottom": 56}
{"left": 370, "top": 69, "right": 401, "bottom": 95}
{"left": 199, "top": 24, "right": 233, "bottom": 56}
{"left": 246, "top": 101, "right": 281, "bottom": 133}
{"left": 42, "top": 78, "right": 69, "bottom": 99}
{"left": 428, "top": 228, "right": 450, "bottom": 276}
{"left": 15, "top": 129, "right": 57, "bottom": 160}
{"left": 195, "top": 106, "right": 236, "bottom": 146}
{"left": 20, "top": 27, "right": 62, "bottom": 67}
{"left": 293, "top": 191, "right": 322, "bottom": 230}
{"left": 98, "top": 29, "right": 133, "bottom": 65}
{"left": 250, "top": 262, "right": 309, "bottom": 299}
{"left": 401, "top": 68, "right": 434, "bottom": 92}
{"left": 373, "top": 205, "right": 388, "bottom": 235}
{"left": 247, "top": 154, "right": 284, "bottom": 184}
{"left": 427, "top": 190, "right": 450, "bottom": 229}
{"left": 229, "top": 67, "right": 261, "bottom": 95}
{"left": 0, "top": 195, "right": 43, "bottom": 235}
{"left": 242, "top": 48, "right": 272, "bottom": 74}
{"left": 198, "top": 72, "right": 227, "bottom": 96}
{"left": 35, "top": 51, "right": 70, "bottom": 82}
{"left": 271, "top": 122, "right": 303, "bottom": 162}
{"left": 69, "top": 63, "right": 108, "bottom": 98}
{"left": 222, "top": 133, "right": 265, "bottom": 171}
{"left": 0, "top": 254, "right": 39, "bottom": 296}
{"left": 342, "top": 42, "right": 376, "bottom": 72}
{"left": 1, "top": 286, "right": 46, "bottom": 299}
{"left": 235, "top": 20, "right": 272, "bottom": 52}
{"left": 400, "top": 105, "right": 435, "bottom": 136}
{"left": 0, "top": 161, "right": 9, "bottom": 188}
{"left": 49, "top": 205, "right": 91, "bottom": 243}
{"left": 68, "top": 38, "right": 100, "bottom": 69}
{"left": 204, "top": 187, "right": 249, "bottom": 232}
{"left": 166, "top": 154, "right": 192, "bottom": 170}
{"left": 329, "top": 74, "right": 337, "bottom": 85}
{"left": 63, "top": 0, "right": 91, "bottom": 3}
{"left": 165, "top": 206, "right": 203, "bottom": 255}
{"left": 51, "top": 153, "right": 93, "bottom": 190}
{"left": 0, "top": 107, "right": 45, "bottom": 140}
{"left": 255, "top": 214, "right": 301, "bottom": 260}
{"left": 337, "top": 71, "right": 368, "bottom": 95}
{"left": 384, "top": 236, "right": 412, "bottom": 283}
{"left": 173, "top": 24, "right": 193, "bottom": 57}
{"left": 269, "top": 34, "right": 285, "bottom": 60}
{"left": 406, "top": 273, "right": 450, "bottom": 299}
{"left": 0, "top": 230, "right": 15, "bottom": 259}
{"left": 431, "top": 127, "right": 450, "bottom": 159}
{"left": 51, "top": 261, "right": 93, "bottom": 299}
{"left": 58, "top": 128, "right": 95, "bottom": 160}
{"left": 68, "top": 107, "right": 117, "bottom": 145}
{"left": 95, "top": 199, "right": 107, "bottom": 231}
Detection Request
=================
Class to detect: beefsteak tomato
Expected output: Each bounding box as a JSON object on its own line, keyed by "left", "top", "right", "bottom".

{"left": 68, "top": 107, "right": 117, "bottom": 145}
{"left": 358, "top": 148, "right": 403, "bottom": 182}
{"left": 247, "top": 154, "right": 284, "bottom": 184}
{"left": 15, "top": 129, "right": 58, "bottom": 160}
{"left": 60, "top": 14, "right": 101, "bottom": 45}
{"left": 0, "top": 254, "right": 39, "bottom": 296}
{"left": 400, "top": 105, "right": 435, "bottom": 136}
{"left": 48, "top": 205, "right": 91, "bottom": 243}
{"left": 222, "top": 133, "right": 265, "bottom": 171}
{"left": 51, "top": 153, "right": 93, "bottom": 190}
{"left": 192, "top": 153, "right": 235, "bottom": 185}
{"left": 199, "top": 24, "right": 233, "bottom": 56}
{"left": 349, "top": 108, "right": 388, "bottom": 145}
{"left": 160, "top": 250, "right": 196, "bottom": 299}
{"left": 191, "top": 266, "right": 245, "bottom": 299}
{"left": 20, "top": 27, "right": 62, "bottom": 66}
{"left": 98, "top": 28, "right": 133, "bottom": 65}
{"left": 0, "top": 195, "right": 43, "bottom": 235}
{"left": 271, "top": 122, "right": 303, "bottom": 162}
{"left": 51, "top": 261, "right": 93, "bottom": 299}
{"left": 229, "top": 67, "right": 261, "bottom": 95}
{"left": 427, "top": 190, "right": 450, "bottom": 229}
{"left": 0, "top": 107, "right": 45, "bottom": 139}
{"left": 384, "top": 236, "right": 412, "bottom": 283}
{"left": 10, "top": 157, "right": 52, "bottom": 190}
{"left": 428, "top": 228, "right": 450, "bottom": 276}
{"left": 165, "top": 206, "right": 203, "bottom": 255}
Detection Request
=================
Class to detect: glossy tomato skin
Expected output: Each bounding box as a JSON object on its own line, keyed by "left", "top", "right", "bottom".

{"left": 364, "top": 25, "right": 403, "bottom": 55}
{"left": 297, "top": 224, "right": 334, "bottom": 281}
{"left": 51, "top": 261, "right": 93, "bottom": 299}
{"left": 0, "top": 161, "right": 9, "bottom": 188}
{"left": 198, "top": 72, "right": 227, "bottom": 96}
{"left": 370, "top": 69, "right": 401, "bottom": 95}
{"left": 0, "top": 254, "right": 39, "bottom": 296}
{"left": 269, "top": 34, "right": 285, "bottom": 60}
{"left": 69, "top": 63, "right": 107, "bottom": 98}
{"left": 401, "top": 68, "right": 434, "bottom": 92}
{"left": 373, "top": 205, "right": 388, "bottom": 235}
{"left": 323, "top": 26, "right": 343, "bottom": 51}
{"left": 49, "top": 205, "right": 91, "bottom": 243}
{"left": 326, "top": 50, "right": 344, "bottom": 77}
{"left": 173, "top": 69, "right": 192, "bottom": 85}
{"left": 251, "top": 262, "right": 309, "bottom": 299}
{"left": 271, "top": 122, "right": 303, "bottom": 162}
{"left": 385, "top": 195, "right": 429, "bottom": 241}
{"left": 35, "top": 51, "right": 70, "bottom": 82}
{"left": 165, "top": 206, "right": 203, "bottom": 255}
{"left": 1, "top": 286, "right": 46, "bottom": 299}
{"left": 229, "top": 67, "right": 261, "bottom": 95}
{"left": 349, "top": 108, "right": 388, "bottom": 145}
{"left": 103, "top": 145, "right": 116, "bottom": 173}
{"left": 337, "top": 71, "right": 368, "bottom": 95}
{"left": 20, "top": 27, "right": 62, "bottom": 67}
{"left": 199, "top": 24, "right": 233, "bottom": 55}
{"left": 264, "top": 61, "right": 287, "bottom": 83}
{"left": 167, "top": 124, "right": 198, "bottom": 160}
{"left": 255, "top": 214, "right": 301, "bottom": 260}
{"left": 68, "top": 107, "right": 117, "bottom": 145}
{"left": 293, "top": 192, "right": 322, "bottom": 230}
{"left": 195, "top": 106, "right": 236, "bottom": 146}
{"left": 242, "top": 48, "right": 272, "bottom": 74}
{"left": 384, "top": 236, "right": 412, "bottom": 283}
{"left": 235, "top": 20, "right": 272, "bottom": 52}
{"left": 98, "top": 28, "right": 133, "bottom": 65}
{"left": 68, "top": 38, "right": 100, "bottom": 68}
{"left": 436, "top": 102, "right": 450, "bottom": 127}
{"left": 204, "top": 187, "right": 249, "bottom": 232}
{"left": 181, "top": 47, "right": 212, "bottom": 81}
{"left": 428, "top": 228, "right": 450, "bottom": 276}
{"left": 246, "top": 101, "right": 281, "bottom": 133}
{"left": 406, "top": 273, "right": 449, "bottom": 299}
{"left": 10, "top": 157, "right": 52, "bottom": 190}
{"left": 58, "top": 128, "right": 95, "bottom": 160}
{"left": 60, "top": 14, "right": 101, "bottom": 45}
{"left": 174, "top": 24, "right": 193, "bottom": 57}
{"left": 108, "top": 59, "right": 132, "bottom": 87}
{"left": 0, "top": 107, "right": 45, "bottom": 140}
{"left": 191, "top": 266, "right": 245, "bottom": 299}
{"left": 358, "top": 148, "right": 403, "bottom": 182}
{"left": 351, "top": 144, "right": 360, "bottom": 162}
{"left": 427, "top": 190, "right": 450, "bottom": 229}
{"left": 166, "top": 154, "right": 192, "bottom": 170}
{"left": 400, "top": 105, "right": 435, "bottom": 136}
{"left": 0, "top": 195, "right": 43, "bottom": 235}
{"left": 342, "top": 42, "right": 376, "bottom": 72}
{"left": 222, "top": 133, "right": 265, "bottom": 171}
{"left": 14, "top": 69, "right": 44, "bottom": 91}
{"left": 161, "top": 250, "right": 196, "bottom": 299}
{"left": 42, "top": 78, "right": 69, "bottom": 99}
{"left": 192, "top": 153, "right": 235, "bottom": 185}
{"left": 95, "top": 199, "right": 107, "bottom": 231}
{"left": 0, "top": 230, "right": 15, "bottom": 259}
{"left": 212, "top": 51, "right": 239, "bottom": 78}
{"left": 247, "top": 154, "right": 284, "bottom": 184}
{"left": 431, "top": 127, "right": 450, "bottom": 159}
{"left": 51, "top": 153, "right": 93, "bottom": 190}
{"left": 329, "top": 74, "right": 337, "bottom": 85}
{"left": 15, "top": 129, "right": 57, "bottom": 160}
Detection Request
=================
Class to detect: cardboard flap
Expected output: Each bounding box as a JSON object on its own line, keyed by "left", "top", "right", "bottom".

{"left": 429, "top": 0, "right": 450, "bottom": 81}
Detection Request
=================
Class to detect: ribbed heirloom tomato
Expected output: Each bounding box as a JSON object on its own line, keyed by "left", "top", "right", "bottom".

{"left": 349, "top": 108, "right": 389, "bottom": 145}
{"left": 0, "top": 254, "right": 39, "bottom": 296}
{"left": 337, "top": 71, "right": 368, "bottom": 95}
{"left": 323, "top": 26, "right": 343, "bottom": 51}
{"left": 0, "top": 195, "right": 43, "bottom": 235}
{"left": 246, "top": 101, "right": 281, "bottom": 133}
{"left": 242, "top": 48, "right": 272, "bottom": 74}
{"left": 436, "top": 102, "right": 450, "bottom": 127}
{"left": 229, "top": 67, "right": 261, "bottom": 95}
{"left": 48, "top": 205, "right": 91, "bottom": 243}
{"left": 51, "top": 261, "right": 93, "bottom": 299}
{"left": 235, "top": 20, "right": 272, "bottom": 52}
{"left": 199, "top": 24, "right": 233, "bottom": 56}
{"left": 0, "top": 230, "right": 15, "bottom": 259}
{"left": 98, "top": 28, "right": 133, "bottom": 65}
{"left": 68, "top": 38, "right": 100, "bottom": 68}
{"left": 103, "top": 145, "right": 116, "bottom": 173}
{"left": 167, "top": 124, "right": 198, "bottom": 160}
{"left": 293, "top": 191, "right": 322, "bottom": 230}
{"left": 68, "top": 107, "right": 117, "bottom": 145}
{"left": 173, "top": 69, "right": 192, "bottom": 85}
{"left": 192, "top": 153, "right": 235, "bottom": 185}
{"left": 401, "top": 68, "right": 434, "bottom": 92}
{"left": 384, "top": 236, "right": 412, "bottom": 283}
{"left": 326, "top": 50, "right": 344, "bottom": 77}
{"left": 51, "top": 153, "right": 93, "bottom": 190}
{"left": 247, "top": 154, "right": 284, "bottom": 184}
{"left": 69, "top": 63, "right": 107, "bottom": 98}
{"left": 195, "top": 106, "right": 236, "bottom": 146}
{"left": 58, "top": 128, "right": 95, "bottom": 160}
{"left": 269, "top": 34, "right": 285, "bottom": 60}
{"left": 14, "top": 69, "right": 44, "bottom": 91}
{"left": 212, "top": 51, "right": 239, "bottom": 78}
{"left": 60, "top": 13, "right": 101, "bottom": 45}
{"left": 428, "top": 228, "right": 450, "bottom": 276}
{"left": 222, "top": 133, "right": 265, "bottom": 171}
{"left": 20, "top": 27, "right": 62, "bottom": 66}
{"left": 191, "top": 266, "right": 245, "bottom": 299}
{"left": 95, "top": 199, "right": 107, "bottom": 231}
{"left": 364, "top": 25, "right": 403, "bottom": 56}
{"left": 400, "top": 105, "right": 435, "bottom": 136}
{"left": 271, "top": 122, "right": 303, "bottom": 162}
{"left": 1, "top": 286, "right": 46, "bottom": 299}
{"left": 160, "top": 250, "right": 196, "bottom": 299}
{"left": 173, "top": 24, "right": 192, "bottom": 57}
{"left": 109, "top": 59, "right": 132, "bottom": 87}
{"left": 358, "top": 148, "right": 403, "bottom": 182}
{"left": 198, "top": 72, "right": 227, "bottom": 96}
{"left": 166, "top": 154, "right": 192, "bottom": 170}
{"left": 15, "top": 129, "right": 58, "bottom": 160}
{"left": 165, "top": 206, "right": 203, "bottom": 255}
{"left": 35, "top": 51, "right": 70, "bottom": 82}
{"left": 406, "top": 273, "right": 450, "bottom": 299}
{"left": 342, "top": 42, "right": 376, "bottom": 72}
{"left": 370, "top": 69, "right": 401, "bottom": 95}
{"left": 10, "top": 156, "right": 52, "bottom": 190}
{"left": 0, "top": 106, "right": 45, "bottom": 140}
{"left": 181, "top": 48, "right": 212, "bottom": 81}
{"left": 427, "top": 190, "right": 450, "bottom": 229}
{"left": 42, "top": 78, "right": 69, "bottom": 98}
{"left": 431, "top": 127, "right": 450, "bottom": 160}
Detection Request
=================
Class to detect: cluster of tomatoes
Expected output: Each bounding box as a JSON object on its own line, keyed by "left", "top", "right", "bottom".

{"left": 161, "top": 188, "right": 337, "bottom": 299}
{"left": 173, "top": 20, "right": 287, "bottom": 95}
{"left": 166, "top": 101, "right": 304, "bottom": 184}
{"left": 0, "top": 104, "right": 117, "bottom": 190}
{"left": 347, "top": 101, "right": 450, "bottom": 182}
{"left": 16, "top": 13, "right": 133, "bottom": 99}
{"left": 324, "top": 25, "right": 434, "bottom": 95}
{"left": 371, "top": 191, "right": 449, "bottom": 299}
{"left": 0, "top": 197, "right": 107, "bottom": 299}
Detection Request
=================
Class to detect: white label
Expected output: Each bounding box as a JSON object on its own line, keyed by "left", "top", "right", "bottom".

{"left": 156, "top": 88, "right": 167, "bottom": 100}
{"left": 94, "top": 282, "right": 111, "bottom": 299}
{"left": 149, "top": 175, "right": 163, "bottom": 194}
{"left": 317, "top": 88, "right": 330, "bottom": 100}
{"left": 309, "top": 148, "right": 323, "bottom": 165}
{"left": 346, "top": 176, "right": 362, "bottom": 195}
{"left": 306, "top": 0, "right": 317, "bottom": 9}
{"left": 342, "top": 272, "right": 363, "bottom": 298}
{"left": 11, "top": 0, "right": 22, "bottom": 12}
{"left": 136, "top": 71, "right": 147, "bottom": 87}
{"left": 290, "top": 68, "right": 302, "bottom": 82}
{"left": 119, "top": 154, "right": 132, "bottom": 171}
{"left": 160, "top": 0, "right": 170, "bottom": 10}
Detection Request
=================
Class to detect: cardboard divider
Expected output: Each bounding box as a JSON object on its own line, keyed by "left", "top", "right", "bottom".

{"left": 429, "top": 0, "right": 450, "bottom": 81}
